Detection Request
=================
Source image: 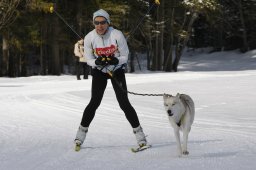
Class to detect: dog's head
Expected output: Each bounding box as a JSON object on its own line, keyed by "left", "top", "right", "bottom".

{"left": 163, "top": 93, "right": 182, "bottom": 117}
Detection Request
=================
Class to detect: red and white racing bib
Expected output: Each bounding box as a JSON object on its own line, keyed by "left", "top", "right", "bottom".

{"left": 95, "top": 44, "right": 117, "bottom": 57}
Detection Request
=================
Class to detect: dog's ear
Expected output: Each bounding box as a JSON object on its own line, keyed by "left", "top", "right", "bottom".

{"left": 176, "top": 93, "right": 180, "bottom": 98}
{"left": 164, "top": 93, "right": 172, "bottom": 99}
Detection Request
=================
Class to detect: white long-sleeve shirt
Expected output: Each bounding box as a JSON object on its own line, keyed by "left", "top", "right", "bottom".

{"left": 74, "top": 40, "right": 86, "bottom": 63}
{"left": 83, "top": 27, "right": 129, "bottom": 73}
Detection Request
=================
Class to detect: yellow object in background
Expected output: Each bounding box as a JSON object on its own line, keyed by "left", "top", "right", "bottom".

{"left": 155, "top": 0, "right": 160, "bottom": 5}
{"left": 49, "top": 6, "right": 54, "bottom": 13}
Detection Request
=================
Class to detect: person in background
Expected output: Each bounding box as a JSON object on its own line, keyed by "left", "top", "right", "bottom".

{"left": 74, "top": 39, "right": 90, "bottom": 80}
{"left": 74, "top": 9, "right": 148, "bottom": 149}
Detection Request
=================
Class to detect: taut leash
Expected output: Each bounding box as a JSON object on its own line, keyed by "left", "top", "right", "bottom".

{"left": 106, "top": 68, "right": 165, "bottom": 97}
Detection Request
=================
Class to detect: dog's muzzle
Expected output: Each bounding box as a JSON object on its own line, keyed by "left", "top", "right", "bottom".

{"left": 167, "top": 110, "right": 173, "bottom": 116}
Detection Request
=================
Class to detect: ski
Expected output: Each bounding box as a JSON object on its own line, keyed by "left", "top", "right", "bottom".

{"left": 131, "top": 144, "right": 151, "bottom": 153}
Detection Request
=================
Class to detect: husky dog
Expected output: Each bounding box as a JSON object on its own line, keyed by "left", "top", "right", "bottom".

{"left": 163, "top": 93, "right": 195, "bottom": 156}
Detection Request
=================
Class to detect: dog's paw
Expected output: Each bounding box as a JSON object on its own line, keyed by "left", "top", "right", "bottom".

{"left": 182, "top": 150, "right": 189, "bottom": 155}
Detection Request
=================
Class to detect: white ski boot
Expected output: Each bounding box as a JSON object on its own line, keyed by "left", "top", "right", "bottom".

{"left": 133, "top": 125, "right": 147, "bottom": 147}
{"left": 74, "top": 125, "right": 88, "bottom": 151}
{"left": 131, "top": 125, "right": 151, "bottom": 152}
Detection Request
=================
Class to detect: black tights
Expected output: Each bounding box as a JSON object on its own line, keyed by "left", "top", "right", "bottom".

{"left": 80, "top": 68, "right": 140, "bottom": 128}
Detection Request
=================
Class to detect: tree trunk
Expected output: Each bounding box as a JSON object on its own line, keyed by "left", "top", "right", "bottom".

{"left": 238, "top": 0, "right": 249, "bottom": 52}
{"left": 50, "top": 15, "right": 60, "bottom": 75}
{"left": 151, "top": 7, "right": 159, "bottom": 71}
{"left": 8, "top": 51, "right": 16, "bottom": 77}
{"left": 173, "top": 12, "right": 198, "bottom": 72}
{"left": 152, "top": 29, "right": 158, "bottom": 70}
{"left": 164, "top": 6, "right": 175, "bottom": 72}
{"left": 129, "top": 49, "right": 135, "bottom": 73}
{"left": 158, "top": 0, "right": 164, "bottom": 70}
{"left": 20, "top": 54, "right": 27, "bottom": 77}
{"left": 152, "top": 0, "right": 164, "bottom": 71}
{"left": 40, "top": 15, "right": 47, "bottom": 75}
{"left": 2, "top": 31, "right": 9, "bottom": 76}
{"left": 147, "top": 40, "right": 153, "bottom": 70}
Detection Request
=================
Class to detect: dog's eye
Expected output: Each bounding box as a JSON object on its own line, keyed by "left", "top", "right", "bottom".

{"left": 164, "top": 104, "right": 168, "bottom": 106}
{"left": 172, "top": 103, "right": 176, "bottom": 106}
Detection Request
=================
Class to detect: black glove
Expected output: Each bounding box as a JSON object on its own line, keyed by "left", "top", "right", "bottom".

{"left": 107, "top": 55, "right": 119, "bottom": 65}
{"left": 95, "top": 55, "right": 107, "bottom": 66}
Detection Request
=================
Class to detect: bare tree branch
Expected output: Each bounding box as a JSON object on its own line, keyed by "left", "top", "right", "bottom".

{"left": 0, "top": 0, "right": 21, "bottom": 31}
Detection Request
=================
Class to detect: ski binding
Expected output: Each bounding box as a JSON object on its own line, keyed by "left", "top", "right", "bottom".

{"left": 74, "top": 140, "right": 82, "bottom": 152}
{"left": 75, "top": 143, "right": 81, "bottom": 152}
{"left": 131, "top": 144, "right": 151, "bottom": 153}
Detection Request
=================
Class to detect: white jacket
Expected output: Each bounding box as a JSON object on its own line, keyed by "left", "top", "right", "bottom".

{"left": 74, "top": 40, "right": 86, "bottom": 63}
{"left": 84, "top": 27, "right": 129, "bottom": 73}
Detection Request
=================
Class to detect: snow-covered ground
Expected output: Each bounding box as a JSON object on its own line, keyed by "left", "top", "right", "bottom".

{"left": 1, "top": 49, "right": 256, "bottom": 170}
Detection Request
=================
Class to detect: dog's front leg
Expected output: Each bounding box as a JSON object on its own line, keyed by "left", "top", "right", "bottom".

{"left": 182, "top": 130, "right": 189, "bottom": 155}
{"left": 173, "top": 129, "right": 182, "bottom": 156}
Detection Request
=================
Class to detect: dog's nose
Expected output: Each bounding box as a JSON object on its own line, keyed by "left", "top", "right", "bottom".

{"left": 167, "top": 110, "right": 173, "bottom": 116}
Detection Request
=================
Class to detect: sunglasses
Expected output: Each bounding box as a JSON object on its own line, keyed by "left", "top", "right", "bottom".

{"left": 94, "top": 20, "right": 108, "bottom": 25}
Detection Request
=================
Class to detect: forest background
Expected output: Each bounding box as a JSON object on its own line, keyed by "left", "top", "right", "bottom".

{"left": 0, "top": 0, "right": 255, "bottom": 77}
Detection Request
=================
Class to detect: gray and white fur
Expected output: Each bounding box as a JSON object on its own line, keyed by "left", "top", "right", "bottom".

{"left": 163, "top": 93, "right": 195, "bottom": 156}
